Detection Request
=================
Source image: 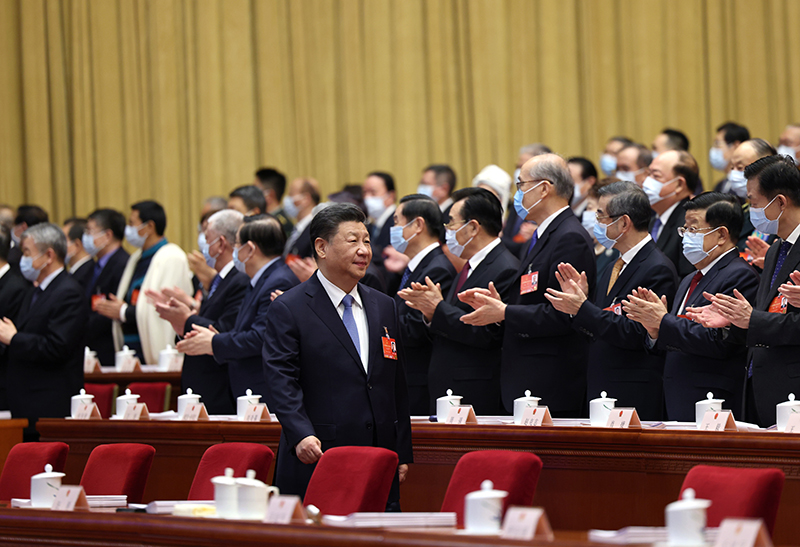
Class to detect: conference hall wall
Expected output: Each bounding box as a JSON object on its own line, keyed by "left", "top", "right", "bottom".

{"left": 1, "top": 0, "right": 798, "bottom": 250}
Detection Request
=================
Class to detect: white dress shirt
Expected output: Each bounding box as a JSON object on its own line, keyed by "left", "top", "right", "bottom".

{"left": 618, "top": 234, "right": 653, "bottom": 275}
{"left": 536, "top": 206, "right": 570, "bottom": 239}
{"left": 68, "top": 255, "right": 92, "bottom": 274}
{"left": 466, "top": 238, "right": 502, "bottom": 278}
{"left": 654, "top": 201, "right": 680, "bottom": 240}
{"left": 39, "top": 267, "right": 65, "bottom": 291}
{"left": 0, "top": 263, "right": 9, "bottom": 281}
{"left": 407, "top": 242, "right": 440, "bottom": 272}
{"left": 317, "top": 270, "right": 369, "bottom": 373}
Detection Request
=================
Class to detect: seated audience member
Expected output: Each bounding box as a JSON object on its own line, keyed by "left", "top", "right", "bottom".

{"left": 95, "top": 201, "right": 193, "bottom": 365}
{"left": 472, "top": 164, "right": 512, "bottom": 217}
{"left": 503, "top": 144, "right": 553, "bottom": 257}
{"left": 63, "top": 217, "right": 95, "bottom": 290}
{"left": 652, "top": 128, "right": 690, "bottom": 156}
{"left": 228, "top": 185, "right": 267, "bottom": 217}
{"left": 9, "top": 205, "right": 49, "bottom": 274}
{"left": 710, "top": 122, "right": 750, "bottom": 193}
{"left": 623, "top": 193, "right": 758, "bottom": 421}
{"left": 776, "top": 123, "right": 800, "bottom": 162}
{"left": 284, "top": 177, "right": 323, "bottom": 260}
{"left": 0, "top": 225, "right": 29, "bottom": 409}
{"left": 614, "top": 144, "right": 652, "bottom": 187}
{"left": 417, "top": 164, "right": 457, "bottom": 212}
{"left": 568, "top": 157, "right": 598, "bottom": 217}
{"left": 599, "top": 136, "right": 633, "bottom": 176}
{"left": 0, "top": 223, "right": 87, "bottom": 440}
{"left": 545, "top": 182, "right": 678, "bottom": 420}
{"left": 254, "top": 168, "right": 294, "bottom": 238}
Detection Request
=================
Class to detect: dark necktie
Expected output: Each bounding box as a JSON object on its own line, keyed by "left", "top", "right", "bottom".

{"left": 650, "top": 218, "right": 663, "bottom": 242}
{"left": 399, "top": 267, "right": 411, "bottom": 290}
{"left": 683, "top": 271, "right": 704, "bottom": 306}
{"left": 770, "top": 240, "right": 793, "bottom": 288}
{"left": 30, "top": 287, "right": 43, "bottom": 309}
{"left": 86, "top": 262, "right": 104, "bottom": 298}
{"left": 526, "top": 230, "right": 539, "bottom": 256}
{"left": 207, "top": 274, "right": 222, "bottom": 299}
{"left": 453, "top": 263, "right": 471, "bottom": 297}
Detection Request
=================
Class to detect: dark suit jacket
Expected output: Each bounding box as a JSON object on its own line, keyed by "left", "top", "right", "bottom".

{"left": 182, "top": 268, "right": 248, "bottom": 415}
{"left": 657, "top": 250, "right": 759, "bottom": 421}
{"left": 394, "top": 246, "right": 456, "bottom": 415}
{"left": 652, "top": 199, "right": 695, "bottom": 278}
{"left": 572, "top": 240, "right": 678, "bottom": 420}
{"left": 502, "top": 208, "right": 597, "bottom": 416}
{"left": 263, "top": 274, "right": 413, "bottom": 500}
{"left": 739, "top": 239, "right": 800, "bottom": 427}
{"left": 210, "top": 259, "right": 299, "bottom": 398}
{"left": 84, "top": 247, "right": 130, "bottom": 366}
{"left": 70, "top": 259, "right": 95, "bottom": 290}
{"left": 286, "top": 223, "right": 313, "bottom": 259}
{"left": 428, "top": 242, "right": 519, "bottom": 415}
{"left": 369, "top": 212, "right": 395, "bottom": 265}
{"left": 0, "top": 269, "right": 31, "bottom": 409}
{"left": 6, "top": 271, "right": 88, "bottom": 438}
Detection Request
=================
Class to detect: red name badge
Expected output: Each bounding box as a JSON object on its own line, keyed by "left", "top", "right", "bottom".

{"left": 91, "top": 294, "right": 106, "bottom": 311}
{"left": 769, "top": 295, "right": 788, "bottom": 314}
{"left": 382, "top": 337, "right": 397, "bottom": 360}
{"left": 604, "top": 302, "right": 622, "bottom": 315}
{"left": 520, "top": 271, "right": 538, "bottom": 295}
{"left": 131, "top": 289, "right": 140, "bottom": 306}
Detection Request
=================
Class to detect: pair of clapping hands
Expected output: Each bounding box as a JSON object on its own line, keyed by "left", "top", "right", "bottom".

{"left": 146, "top": 287, "right": 217, "bottom": 356}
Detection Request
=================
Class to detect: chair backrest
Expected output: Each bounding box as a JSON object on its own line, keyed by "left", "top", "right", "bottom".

{"left": 303, "top": 446, "right": 398, "bottom": 515}
{"left": 80, "top": 443, "right": 155, "bottom": 504}
{"left": 441, "top": 450, "right": 543, "bottom": 528}
{"left": 680, "top": 465, "right": 785, "bottom": 536}
{"left": 127, "top": 382, "right": 171, "bottom": 413}
{"left": 83, "top": 383, "right": 119, "bottom": 418}
{"left": 188, "top": 443, "right": 275, "bottom": 500}
{"left": 0, "top": 442, "right": 70, "bottom": 500}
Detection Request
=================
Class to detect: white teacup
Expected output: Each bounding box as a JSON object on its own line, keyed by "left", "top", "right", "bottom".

{"left": 777, "top": 393, "right": 800, "bottom": 432}
{"left": 178, "top": 388, "right": 202, "bottom": 417}
{"left": 589, "top": 391, "right": 616, "bottom": 427}
{"left": 237, "top": 389, "right": 261, "bottom": 420}
{"left": 115, "top": 388, "right": 139, "bottom": 417}
{"left": 236, "top": 469, "right": 279, "bottom": 520}
{"left": 71, "top": 389, "right": 95, "bottom": 418}
{"left": 513, "top": 390, "right": 541, "bottom": 424}
{"left": 30, "top": 464, "right": 65, "bottom": 508}
{"left": 695, "top": 392, "right": 724, "bottom": 428}
{"left": 436, "top": 389, "right": 462, "bottom": 421}
{"left": 665, "top": 488, "right": 711, "bottom": 546}
{"left": 212, "top": 468, "right": 239, "bottom": 519}
{"left": 114, "top": 345, "right": 137, "bottom": 371}
{"left": 464, "top": 480, "right": 507, "bottom": 533}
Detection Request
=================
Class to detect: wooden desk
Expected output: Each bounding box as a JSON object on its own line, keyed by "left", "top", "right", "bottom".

{"left": 37, "top": 419, "right": 800, "bottom": 544}
{"left": 84, "top": 371, "right": 182, "bottom": 411}
{"left": 0, "top": 419, "right": 27, "bottom": 470}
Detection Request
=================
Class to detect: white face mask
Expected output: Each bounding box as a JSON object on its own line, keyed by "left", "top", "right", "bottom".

{"left": 777, "top": 144, "right": 799, "bottom": 163}
{"left": 445, "top": 221, "right": 474, "bottom": 258}
{"left": 416, "top": 184, "right": 435, "bottom": 198}
{"left": 364, "top": 196, "right": 387, "bottom": 219}
{"left": 642, "top": 176, "right": 679, "bottom": 205}
{"left": 727, "top": 170, "right": 747, "bottom": 198}
{"left": 124, "top": 224, "right": 147, "bottom": 248}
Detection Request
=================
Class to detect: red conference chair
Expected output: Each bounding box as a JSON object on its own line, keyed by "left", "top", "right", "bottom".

{"left": 0, "top": 442, "right": 70, "bottom": 500}
{"left": 83, "top": 383, "right": 119, "bottom": 418}
{"left": 188, "top": 443, "right": 275, "bottom": 500}
{"left": 303, "top": 446, "right": 398, "bottom": 515}
{"left": 80, "top": 443, "right": 155, "bottom": 504}
{"left": 441, "top": 450, "right": 543, "bottom": 528}
{"left": 127, "top": 382, "right": 171, "bottom": 413}
{"left": 680, "top": 465, "right": 784, "bottom": 536}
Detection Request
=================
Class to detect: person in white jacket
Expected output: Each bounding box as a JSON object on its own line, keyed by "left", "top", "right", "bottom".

{"left": 95, "top": 200, "right": 192, "bottom": 365}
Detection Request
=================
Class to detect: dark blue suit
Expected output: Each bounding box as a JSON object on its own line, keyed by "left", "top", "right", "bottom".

{"left": 572, "top": 239, "right": 678, "bottom": 420}
{"left": 210, "top": 259, "right": 299, "bottom": 398}
{"left": 502, "top": 208, "right": 597, "bottom": 416}
{"left": 84, "top": 247, "right": 129, "bottom": 365}
{"left": 182, "top": 268, "right": 248, "bottom": 414}
{"left": 263, "top": 273, "right": 413, "bottom": 501}
{"left": 657, "top": 250, "right": 759, "bottom": 421}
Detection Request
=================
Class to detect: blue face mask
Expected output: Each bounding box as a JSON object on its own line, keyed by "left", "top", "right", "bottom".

{"left": 600, "top": 153, "right": 617, "bottom": 176}
{"left": 750, "top": 195, "right": 783, "bottom": 235}
{"left": 445, "top": 222, "right": 474, "bottom": 258}
{"left": 82, "top": 232, "right": 104, "bottom": 257}
{"left": 682, "top": 227, "right": 720, "bottom": 265}
{"left": 390, "top": 221, "right": 416, "bottom": 253}
{"left": 282, "top": 195, "right": 300, "bottom": 219}
{"left": 202, "top": 236, "right": 220, "bottom": 269}
{"left": 19, "top": 252, "right": 44, "bottom": 282}
{"left": 125, "top": 224, "right": 146, "bottom": 248}
{"left": 232, "top": 244, "right": 251, "bottom": 274}
{"left": 416, "top": 184, "right": 435, "bottom": 198}
{"left": 593, "top": 216, "right": 622, "bottom": 249}
{"left": 727, "top": 170, "right": 747, "bottom": 198}
{"left": 709, "top": 146, "right": 728, "bottom": 171}
{"left": 513, "top": 181, "right": 545, "bottom": 221}
{"left": 581, "top": 210, "right": 597, "bottom": 234}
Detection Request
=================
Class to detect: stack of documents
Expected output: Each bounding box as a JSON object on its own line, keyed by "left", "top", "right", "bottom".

{"left": 322, "top": 512, "right": 456, "bottom": 528}
{"left": 588, "top": 526, "right": 718, "bottom": 544}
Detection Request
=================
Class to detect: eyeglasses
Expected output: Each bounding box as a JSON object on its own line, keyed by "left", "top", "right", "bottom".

{"left": 443, "top": 219, "right": 468, "bottom": 231}
{"left": 515, "top": 178, "right": 548, "bottom": 192}
{"left": 595, "top": 212, "right": 621, "bottom": 223}
{"left": 677, "top": 226, "right": 717, "bottom": 238}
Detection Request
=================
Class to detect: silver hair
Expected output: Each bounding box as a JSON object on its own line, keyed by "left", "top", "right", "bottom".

{"left": 22, "top": 222, "right": 67, "bottom": 262}
{"left": 204, "top": 196, "right": 228, "bottom": 210}
{"left": 207, "top": 209, "right": 244, "bottom": 243}
{"left": 519, "top": 143, "right": 553, "bottom": 157}
{"left": 527, "top": 155, "right": 574, "bottom": 201}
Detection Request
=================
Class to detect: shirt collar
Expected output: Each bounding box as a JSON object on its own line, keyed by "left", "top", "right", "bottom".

{"left": 468, "top": 238, "right": 502, "bottom": 272}
{"left": 0, "top": 263, "right": 9, "bottom": 281}
{"left": 68, "top": 255, "right": 92, "bottom": 274}
{"left": 218, "top": 260, "right": 235, "bottom": 280}
{"left": 39, "top": 267, "right": 64, "bottom": 291}
{"left": 536, "top": 206, "right": 570, "bottom": 238}
{"left": 374, "top": 204, "right": 396, "bottom": 231}
{"left": 251, "top": 256, "right": 280, "bottom": 287}
{"left": 620, "top": 234, "right": 652, "bottom": 265}
{"left": 97, "top": 247, "right": 119, "bottom": 269}
{"left": 316, "top": 269, "right": 362, "bottom": 309}
{"left": 439, "top": 197, "right": 453, "bottom": 212}
{"left": 408, "top": 242, "right": 440, "bottom": 272}
{"left": 700, "top": 247, "right": 736, "bottom": 276}
{"left": 142, "top": 238, "right": 167, "bottom": 259}
{"left": 785, "top": 221, "right": 800, "bottom": 245}
{"left": 658, "top": 201, "right": 681, "bottom": 227}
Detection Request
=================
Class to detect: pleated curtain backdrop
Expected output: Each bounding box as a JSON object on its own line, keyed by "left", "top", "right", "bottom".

{"left": 1, "top": 0, "right": 798, "bottom": 250}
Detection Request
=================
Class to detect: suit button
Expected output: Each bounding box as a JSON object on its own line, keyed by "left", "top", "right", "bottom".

{"left": 366, "top": 422, "right": 373, "bottom": 429}
{"left": 367, "top": 384, "right": 372, "bottom": 390}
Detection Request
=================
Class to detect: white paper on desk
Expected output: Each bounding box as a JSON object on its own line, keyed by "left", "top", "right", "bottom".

{"left": 150, "top": 411, "right": 178, "bottom": 421}
{"left": 321, "top": 512, "right": 457, "bottom": 528}
{"left": 146, "top": 500, "right": 214, "bottom": 514}
{"left": 588, "top": 526, "right": 718, "bottom": 544}
{"left": 11, "top": 495, "right": 126, "bottom": 509}
{"left": 0, "top": 410, "right": 11, "bottom": 420}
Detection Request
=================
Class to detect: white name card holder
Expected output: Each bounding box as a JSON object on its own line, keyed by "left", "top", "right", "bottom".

{"left": 180, "top": 403, "right": 209, "bottom": 421}
{"left": 51, "top": 485, "right": 90, "bottom": 511}
{"left": 520, "top": 405, "right": 553, "bottom": 426}
{"left": 83, "top": 357, "right": 100, "bottom": 374}
{"left": 714, "top": 518, "right": 773, "bottom": 547}
{"left": 699, "top": 410, "right": 737, "bottom": 432}
{"left": 445, "top": 405, "right": 478, "bottom": 425}
{"left": 606, "top": 408, "right": 642, "bottom": 429}
{"left": 74, "top": 403, "right": 102, "bottom": 420}
{"left": 501, "top": 507, "right": 554, "bottom": 541}
{"left": 119, "top": 357, "right": 142, "bottom": 373}
{"left": 122, "top": 403, "right": 150, "bottom": 420}
{"left": 784, "top": 412, "right": 800, "bottom": 433}
{"left": 264, "top": 495, "right": 306, "bottom": 524}
{"left": 244, "top": 403, "right": 272, "bottom": 422}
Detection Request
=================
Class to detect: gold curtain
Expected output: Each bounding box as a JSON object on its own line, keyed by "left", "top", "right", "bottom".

{"left": 1, "top": 0, "right": 799, "bottom": 250}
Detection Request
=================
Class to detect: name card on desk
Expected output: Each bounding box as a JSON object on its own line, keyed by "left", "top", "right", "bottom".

{"left": 714, "top": 518, "right": 773, "bottom": 547}
{"left": 181, "top": 403, "right": 209, "bottom": 421}
{"left": 699, "top": 410, "right": 737, "bottom": 432}
{"left": 265, "top": 495, "right": 306, "bottom": 524}
{"left": 122, "top": 403, "right": 150, "bottom": 420}
{"left": 784, "top": 413, "right": 800, "bottom": 433}
{"left": 520, "top": 405, "right": 553, "bottom": 426}
{"left": 83, "top": 357, "right": 100, "bottom": 374}
{"left": 74, "top": 403, "right": 102, "bottom": 420}
{"left": 501, "top": 507, "right": 554, "bottom": 541}
{"left": 606, "top": 408, "right": 641, "bottom": 429}
{"left": 51, "top": 485, "right": 89, "bottom": 511}
{"left": 118, "top": 358, "right": 142, "bottom": 373}
{"left": 244, "top": 403, "right": 272, "bottom": 422}
{"left": 445, "top": 405, "right": 478, "bottom": 425}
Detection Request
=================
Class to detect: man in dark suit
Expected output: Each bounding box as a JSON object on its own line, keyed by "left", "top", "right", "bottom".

{"left": 644, "top": 150, "right": 698, "bottom": 278}
{"left": 363, "top": 172, "right": 396, "bottom": 262}
{"left": 178, "top": 216, "right": 299, "bottom": 398}
{"left": 400, "top": 188, "right": 519, "bottom": 415}
{"left": 390, "top": 194, "right": 456, "bottom": 414}
{"left": 0, "top": 223, "right": 87, "bottom": 440}
{"left": 0, "top": 225, "right": 30, "bottom": 409}
{"left": 263, "top": 203, "right": 412, "bottom": 505}
{"left": 254, "top": 167, "right": 294, "bottom": 238}
{"left": 623, "top": 193, "right": 759, "bottom": 421}
{"left": 546, "top": 182, "right": 678, "bottom": 420}
{"left": 82, "top": 209, "right": 130, "bottom": 366}
{"left": 8, "top": 205, "right": 49, "bottom": 275}
{"left": 696, "top": 157, "right": 800, "bottom": 427}
{"left": 63, "top": 218, "right": 95, "bottom": 290}
{"left": 283, "top": 177, "right": 322, "bottom": 260}
{"left": 460, "top": 154, "right": 597, "bottom": 416}
{"left": 154, "top": 210, "right": 248, "bottom": 414}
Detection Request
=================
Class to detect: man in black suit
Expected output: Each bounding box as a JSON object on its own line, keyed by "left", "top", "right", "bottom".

{"left": 546, "top": 182, "right": 678, "bottom": 420}
{"left": 178, "top": 216, "right": 299, "bottom": 398}
{"left": 153, "top": 210, "right": 248, "bottom": 414}
{"left": 390, "top": 194, "right": 456, "bottom": 414}
{"left": 254, "top": 168, "right": 294, "bottom": 238}
{"left": 0, "top": 225, "right": 30, "bottom": 409}
{"left": 63, "top": 218, "right": 95, "bottom": 290}
{"left": 460, "top": 154, "right": 597, "bottom": 416}
{"left": 644, "top": 150, "right": 698, "bottom": 278}
{"left": 8, "top": 205, "right": 49, "bottom": 275}
{"left": 283, "top": 177, "right": 322, "bottom": 260}
{"left": 695, "top": 157, "right": 800, "bottom": 427}
{"left": 623, "top": 193, "right": 758, "bottom": 421}
{"left": 263, "top": 203, "right": 412, "bottom": 505}
{"left": 364, "top": 172, "right": 396, "bottom": 261}
{"left": 400, "top": 188, "right": 519, "bottom": 415}
{"left": 82, "top": 209, "right": 130, "bottom": 366}
{"left": 0, "top": 223, "right": 87, "bottom": 440}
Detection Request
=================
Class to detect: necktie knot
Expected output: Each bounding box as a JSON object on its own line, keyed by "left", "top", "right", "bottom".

{"left": 342, "top": 294, "right": 354, "bottom": 309}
